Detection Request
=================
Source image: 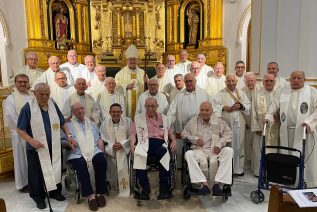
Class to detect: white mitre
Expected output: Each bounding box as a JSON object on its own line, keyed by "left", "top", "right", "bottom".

{"left": 125, "top": 44, "right": 138, "bottom": 59}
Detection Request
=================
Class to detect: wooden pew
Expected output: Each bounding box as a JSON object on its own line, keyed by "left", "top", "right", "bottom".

{"left": 268, "top": 185, "right": 316, "bottom": 212}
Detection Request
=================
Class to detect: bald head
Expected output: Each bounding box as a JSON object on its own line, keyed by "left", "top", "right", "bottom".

{"left": 199, "top": 101, "right": 213, "bottom": 122}
{"left": 190, "top": 61, "right": 201, "bottom": 76}
{"left": 290, "top": 71, "right": 305, "bottom": 90}
{"left": 196, "top": 53, "right": 206, "bottom": 66}
{"left": 179, "top": 49, "right": 189, "bottom": 62}
{"left": 48, "top": 56, "right": 60, "bottom": 72}
{"left": 226, "top": 74, "right": 237, "bottom": 91}
{"left": 84, "top": 55, "right": 95, "bottom": 72}
{"left": 184, "top": 73, "right": 197, "bottom": 92}
{"left": 67, "top": 50, "right": 77, "bottom": 65}
{"left": 95, "top": 65, "right": 106, "bottom": 81}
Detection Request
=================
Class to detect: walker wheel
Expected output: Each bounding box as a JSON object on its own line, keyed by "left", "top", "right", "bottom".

{"left": 250, "top": 190, "right": 264, "bottom": 204}
{"left": 182, "top": 185, "right": 191, "bottom": 200}
{"left": 222, "top": 196, "right": 229, "bottom": 202}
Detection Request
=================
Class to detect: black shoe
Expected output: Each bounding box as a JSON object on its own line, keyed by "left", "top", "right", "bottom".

{"left": 19, "top": 185, "right": 29, "bottom": 193}
{"left": 212, "top": 184, "right": 223, "bottom": 196}
{"left": 96, "top": 195, "right": 106, "bottom": 207}
{"left": 222, "top": 185, "right": 232, "bottom": 196}
{"left": 139, "top": 185, "right": 150, "bottom": 200}
{"left": 36, "top": 201, "right": 46, "bottom": 209}
{"left": 233, "top": 173, "right": 244, "bottom": 177}
{"left": 197, "top": 185, "right": 210, "bottom": 195}
{"left": 49, "top": 193, "right": 66, "bottom": 201}
{"left": 88, "top": 199, "right": 98, "bottom": 211}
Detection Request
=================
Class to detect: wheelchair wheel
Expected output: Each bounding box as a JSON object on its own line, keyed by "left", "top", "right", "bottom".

{"left": 250, "top": 190, "right": 264, "bottom": 204}
{"left": 222, "top": 196, "right": 228, "bottom": 202}
{"left": 182, "top": 185, "right": 191, "bottom": 200}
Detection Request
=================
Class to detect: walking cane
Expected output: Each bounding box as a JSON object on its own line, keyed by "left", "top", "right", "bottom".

{"left": 41, "top": 170, "right": 53, "bottom": 212}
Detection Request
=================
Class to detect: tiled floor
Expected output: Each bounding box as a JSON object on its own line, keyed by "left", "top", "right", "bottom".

{"left": 0, "top": 169, "right": 269, "bottom": 212}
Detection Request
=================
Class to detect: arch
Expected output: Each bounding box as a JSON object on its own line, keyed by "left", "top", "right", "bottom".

{"left": 237, "top": 3, "right": 251, "bottom": 66}
{"left": 0, "top": 10, "right": 9, "bottom": 86}
{"left": 179, "top": 0, "right": 203, "bottom": 45}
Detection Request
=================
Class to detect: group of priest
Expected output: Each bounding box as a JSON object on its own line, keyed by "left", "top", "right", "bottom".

{"left": 4, "top": 44, "right": 317, "bottom": 210}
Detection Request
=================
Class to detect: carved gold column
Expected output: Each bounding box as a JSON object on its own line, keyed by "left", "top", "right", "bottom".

{"left": 0, "top": 94, "right": 14, "bottom": 178}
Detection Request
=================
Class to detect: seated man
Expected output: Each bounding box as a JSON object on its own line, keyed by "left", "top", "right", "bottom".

{"left": 182, "top": 101, "right": 233, "bottom": 195}
{"left": 100, "top": 103, "right": 133, "bottom": 197}
{"left": 63, "top": 102, "right": 107, "bottom": 211}
{"left": 131, "top": 97, "right": 177, "bottom": 200}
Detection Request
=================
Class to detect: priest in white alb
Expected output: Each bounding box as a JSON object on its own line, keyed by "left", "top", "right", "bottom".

{"left": 135, "top": 78, "right": 169, "bottom": 115}
{"left": 213, "top": 74, "right": 250, "bottom": 176}
{"left": 11, "top": 52, "right": 43, "bottom": 87}
{"left": 100, "top": 103, "right": 133, "bottom": 197}
{"left": 190, "top": 61, "right": 210, "bottom": 91}
{"left": 164, "top": 55, "right": 180, "bottom": 85}
{"left": 83, "top": 55, "right": 97, "bottom": 85}
{"left": 151, "top": 63, "right": 169, "bottom": 93}
{"left": 115, "top": 44, "right": 147, "bottom": 119}
{"left": 64, "top": 102, "right": 107, "bottom": 211}
{"left": 250, "top": 73, "right": 280, "bottom": 175}
{"left": 50, "top": 71, "right": 75, "bottom": 110}
{"left": 196, "top": 53, "right": 214, "bottom": 77}
{"left": 33, "top": 56, "right": 73, "bottom": 88}
{"left": 16, "top": 83, "right": 74, "bottom": 209}
{"left": 96, "top": 77, "right": 125, "bottom": 120}
{"left": 86, "top": 65, "right": 106, "bottom": 100}
{"left": 234, "top": 61, "right": 246, "bottom": 89}
{"left": 265, "top": 71, "right": 317, "bottom": 188}
{"left": 63, "top": 78, "right": 100, "bottom": 124}
{"left": 207, "top": 62, "right": 226, "bottom": 98}
{"left": 60, "top": 50, "right": 86, "bottom": 81}
{"left": 182, "top": 102, "right": 233, "bottom": 195}
{"left": 267, "top": 62, "right": 289, "bottom": 90}
{"left": 175, "top": 49, "right": 191, "bottom": 76}
{"left": 4, "top": 74, "right": 33, "bottom": 192}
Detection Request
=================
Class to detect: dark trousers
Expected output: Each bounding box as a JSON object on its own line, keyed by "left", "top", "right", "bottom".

{"left": 136, "top": 139, "right": 170, "bottom": 191}
{"left": 27, "top": 150, "right": 62, "bottom": 204}
{"left": 68, "top": 152, "right": 107, "bottom": 197}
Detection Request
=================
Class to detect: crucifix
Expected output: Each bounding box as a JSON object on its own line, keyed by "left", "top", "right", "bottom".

{"left": 120, "top": 177, "right": 128, "bottom": 189}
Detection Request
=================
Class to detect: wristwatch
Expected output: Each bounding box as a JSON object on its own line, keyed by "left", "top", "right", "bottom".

{"left": 67, "top": 134, "right": 73, "bottom": 138}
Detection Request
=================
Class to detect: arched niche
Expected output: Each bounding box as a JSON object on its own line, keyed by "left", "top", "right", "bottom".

{"left": 49, "top": 0, "right": 76, "bottom": 49}
{"left": 179, "top": 0, "right": 203, "bottom": 48}
{"left": 0, "top": 10, "right": 9, "bottom": 86}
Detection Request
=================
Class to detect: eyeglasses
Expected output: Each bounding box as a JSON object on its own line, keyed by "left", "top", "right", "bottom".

{"left": 185, "top": 80, "right": 194, "bottom": 83}
{"left": 16, "top": 80, "right": 29, "bottom": 84}
{"left": 27, "top": 58, "right": 38, "bottom": 61}
{"left": 56, "top": 77, "right": 66, "bottom": 80}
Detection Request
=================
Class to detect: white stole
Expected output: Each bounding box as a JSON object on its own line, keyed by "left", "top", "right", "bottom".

{"left": 104, "top": 117, "right": 130, "bottom": 197}
{"left": 70, "top": 93, "right": 93, "bottom": 117}
{"left": 280, "top": 85, "right": 311, "bottom": 151}
{"left": 133, "top": 113, "right": 170, "bottom": 171}
{"left": 13, "top": 88, "right": 32, "bottom": 115}
{"left": 30, "top": 97, "right": 61, "bottom": 191}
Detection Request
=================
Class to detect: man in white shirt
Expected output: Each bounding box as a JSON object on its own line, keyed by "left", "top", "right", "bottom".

{"left": 33, "top": 56, "right": 73, "bottom": 88}
{"left": 175, "top": 49, "right": 191, "bottom": 76}
{"left": 208, "top": 62, "right": 226, "bottom": 98}
{"left": 182, "top": 102, "right": 233, "bottom": 195}
{"left": 267, "top": 61, "right": 289, "bottom": 90}
{"left": 60, "top": 50, "right": 86, "bottom": 81}
{"left": 96, "top": 77, "right": 125, "bottom": 120}
{"left": 196, "top": 53, "right": 214, "bottom": 77}
{"left": 136, "top": 78, "right": 169, "bottom": 115}
{"left": 5, "top": 74, "right": 33, "bottom": 192}
{"left": 190, "top": 61, "right": 210, "bottom": 91}
{"left": 165, "top": 55, "right": 180, "bottom": 85}
{"left": 151, "top": 63, "right": 169, "bottom": 92}
{"left": 83, "top": 55, "right": 97, "bottom": 86}
{"left": 11, "top": 52, "right": 43, "bottom": 87}
{"left": 235, "top": 61, "right": 246, "bottom": 89}
{"left": 87, "top": 65, "right": 106, "bottom": 100}
{"left": 265, "top": 71, "right": 317, "bottom": 187}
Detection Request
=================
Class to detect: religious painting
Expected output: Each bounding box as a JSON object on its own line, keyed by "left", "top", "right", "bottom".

{"left": 52, "top": 1, "right": 71, "bottom": 50}
{"left": 184, "top": 2, "right": 200, "bottom": 48}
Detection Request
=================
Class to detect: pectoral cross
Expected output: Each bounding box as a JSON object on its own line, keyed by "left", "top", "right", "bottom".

{"left": 120, "top": 178, "right": 128, "bottom": 189}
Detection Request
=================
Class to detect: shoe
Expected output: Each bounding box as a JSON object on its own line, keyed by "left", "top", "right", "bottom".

{"left": 49, "top": 193, "right": 66, "bottom": 201}
{"left": 88, "top": 199, "right": 98, "bottom": 211}
{"left": 19, "top": 185, "right": 29, "bottom": 193}
{"left": 96, "top": 195, "right": 106, "bottom": 207}
{"left": 197, "top": 185, "right": 210, "bottom": 195}
{"left": 139, "top": 185, "right": 150, "bottom": 200}
{"left": 157, "top": 185, "right": 173, "bottom": 200}
{"left": 212, "top": 184, "right": 223, "bottom": 196}
{"left": 36, "top": 201, "right": 46, "bottom": 209}
{"left": 233, "top": 172, "right": 244, "bottom": 177}
{"left": 222, "top": 184, "right": 232, "bottom": 195}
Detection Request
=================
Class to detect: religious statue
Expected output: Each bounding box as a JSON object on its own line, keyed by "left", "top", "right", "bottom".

{"left": 124, "top": 13, "right": 133, "bottom": 38}
{"left": 54, "top": 8, "right": 69, "bottom": 49}
{"left": 187, "top": 8, "right": 199, "bottom": 45}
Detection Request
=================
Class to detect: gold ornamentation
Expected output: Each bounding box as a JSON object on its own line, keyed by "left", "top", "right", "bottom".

{"left": 120, "top": 177, "right": 128, "bottom": 189}
{"left": 52, "top": 123, "right": 60, "bottom": 131}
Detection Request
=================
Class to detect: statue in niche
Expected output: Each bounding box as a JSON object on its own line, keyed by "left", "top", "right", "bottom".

{"left": 124, "top": 13, "right": 133, "bottom": 38}
{"left": 54, "top": 7, "right": 69, "bottom": 49}
{"left": 186, "top": 7, "right": 199, "bottom": 45}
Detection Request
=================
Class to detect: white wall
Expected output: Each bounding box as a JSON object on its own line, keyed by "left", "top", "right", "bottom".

{"left": 252, "top": 0, "right": 317, "bottom": 80}
{"left": 0, "top": 0, "right": 27, "bottom": 86}
{"left": 223, "top": 0, "right": 251, "bottom": 73}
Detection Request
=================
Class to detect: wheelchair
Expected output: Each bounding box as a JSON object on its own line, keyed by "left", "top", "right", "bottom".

{"left": 64, "top": 161, "right": 110, "bottom": 204}
{"left": 130, "top": 143, "right": 177, "bottom": 206}
{"left": 181, "top": 139, "right": 233, "bottom": 202}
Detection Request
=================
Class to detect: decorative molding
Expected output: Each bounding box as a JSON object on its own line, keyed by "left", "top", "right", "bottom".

{"left": 0, "top": 10, "right": 9, "bottom": 45}
{"left": 237, "top": 3, "right": 251, "bottom": 45}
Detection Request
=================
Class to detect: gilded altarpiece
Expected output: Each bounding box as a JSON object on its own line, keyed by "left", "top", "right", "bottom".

{"left": 166, "top": 0, "right": 227, "bottom": 68}
{"left": 24, "top": 0, "right": 92, "bottom": 69}
{"left": 90, "top": 0, "right": 165, "bottom": 68}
